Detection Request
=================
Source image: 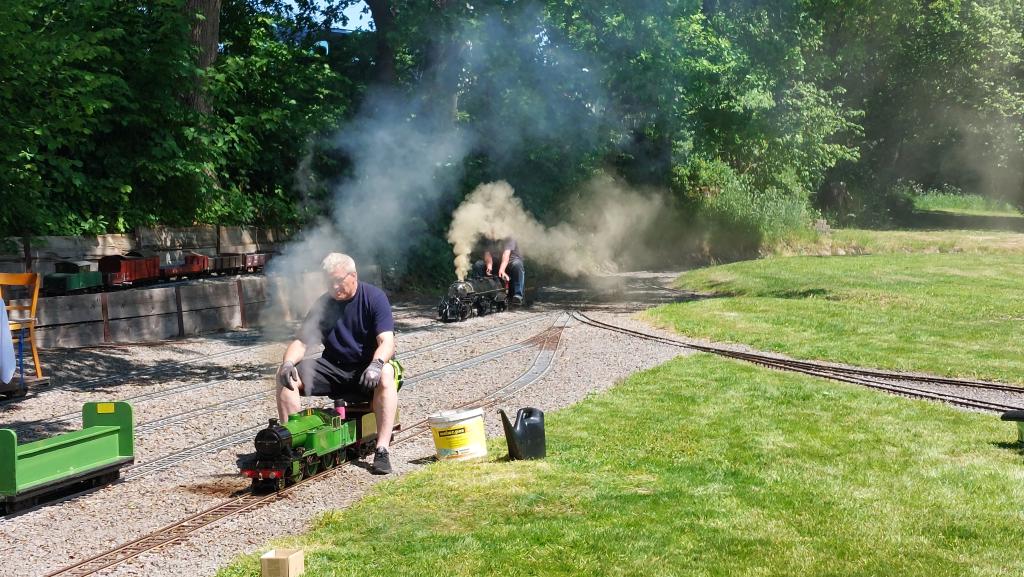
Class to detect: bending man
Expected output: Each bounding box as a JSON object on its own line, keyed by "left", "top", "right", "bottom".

{"left": 276, "top": 253, "right": 398, "bottom": 475}
{"left": 472, "top": 234, "right": 525, "bottom": 305}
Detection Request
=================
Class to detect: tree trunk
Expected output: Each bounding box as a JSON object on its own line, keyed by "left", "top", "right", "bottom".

{"left": 184, "top": 0, "right": 222, "bottom": 113}
{"left": 423, "top": 0, "right": 461, "bottom": 122}
{"left": 365, "top": 0, "right": 397, "bottom": 84}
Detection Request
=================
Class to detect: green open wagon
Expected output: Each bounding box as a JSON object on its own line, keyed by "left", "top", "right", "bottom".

{"left": 1, "top": 402, "right": 134, "bottom": 514}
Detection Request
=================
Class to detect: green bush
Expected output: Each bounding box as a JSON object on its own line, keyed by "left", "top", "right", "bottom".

{"left": 677, "top": 157, "right": 815, "bottom": 258}
{"left": 909, "top": 183, "right": 1021, "bottom": 215}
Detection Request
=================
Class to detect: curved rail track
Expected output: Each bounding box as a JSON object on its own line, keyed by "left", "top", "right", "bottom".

{"left": 572, "top": 311, "right": 1023, "bottom": 413}
{"left": 9, "top": 312, "right": 553, "bottom": 440}
{"left": 122, "top": 312, "right": 562, "bottom": 480}
{"left": 0, "top": 312, "right": 562, "bottom": 520}
{"left": 4, "top": 306, "right": 441, "bottom": 405}
{"left": 41, "top": 313, "right": 570, "bottom": 577}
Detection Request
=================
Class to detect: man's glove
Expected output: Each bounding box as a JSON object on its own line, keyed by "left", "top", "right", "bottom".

{"left": 359, "top": 358, "right": 385, "bottom": 395}
{"left": 276, "top": 361, "right": 299, "bottom": 391}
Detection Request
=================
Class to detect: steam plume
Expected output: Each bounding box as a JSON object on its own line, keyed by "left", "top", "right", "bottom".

{"left": 447, "top": 175, "right": 665, "bottom": 280}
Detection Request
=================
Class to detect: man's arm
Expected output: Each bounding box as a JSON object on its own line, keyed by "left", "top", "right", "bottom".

{"left": 282, "top": 339, "right": 308, "bottom": 365}
{"left": 483, "top": 251, "right": 494, "bottom": 275}
{"left": 497, "top": 248, "right": 512, "bottom": 281}
{"left": 277, "top": 339, "right": 308, "bottom": 390}
{"left": 372, "top": 331, "right": 396, "bottom": 362}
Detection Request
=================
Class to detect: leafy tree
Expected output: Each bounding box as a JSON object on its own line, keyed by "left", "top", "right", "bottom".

{"left": 811, "top": 0, "right": 1024, "bottom": 214}
{"left": 203, "top": 16, "right": 351, "bottom": 228}
{"left": 0, "top": 0, "right": 204, "bottom": 235}
{"left": 0, "top": 0, "right": 355, "bottom": 236}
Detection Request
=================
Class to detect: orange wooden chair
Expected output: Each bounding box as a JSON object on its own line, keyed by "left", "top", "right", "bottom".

{"left": 0, "top": 273, "right": 43, "bottom": 379}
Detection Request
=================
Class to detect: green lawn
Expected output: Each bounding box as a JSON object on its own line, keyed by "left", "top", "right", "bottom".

{"left": 217, "top": 355, "right": 1024, "bottom": 577}
{"left": 774, "top": 228, "right": 1024, "bottom": 257}
{"left": 644, "top": 253, "right": 1024, "bottom": 384}
{"left": 913, "top": 192, "right": 1021, "bottom": 217}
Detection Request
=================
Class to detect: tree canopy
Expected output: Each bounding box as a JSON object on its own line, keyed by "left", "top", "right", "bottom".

{"left": 1, "top": 1, "right": 1021, "bottom": 258}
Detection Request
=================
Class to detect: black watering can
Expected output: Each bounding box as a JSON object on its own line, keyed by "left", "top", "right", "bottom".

{"left": 498, "top": 407, "right": 546, "bottom": 460}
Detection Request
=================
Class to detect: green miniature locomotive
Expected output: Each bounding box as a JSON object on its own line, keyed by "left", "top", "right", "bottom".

{"left": 240, "top": 401, "right": 400, "bottom": 492}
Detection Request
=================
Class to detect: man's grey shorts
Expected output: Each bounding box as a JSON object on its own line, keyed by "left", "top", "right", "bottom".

{"left": 296, "top": 356, "right": 371, "bottom": 401}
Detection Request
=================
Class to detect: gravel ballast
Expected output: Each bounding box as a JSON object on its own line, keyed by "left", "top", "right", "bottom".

{"left": 2, "top": 270, "right": 1008, "bottom": 577}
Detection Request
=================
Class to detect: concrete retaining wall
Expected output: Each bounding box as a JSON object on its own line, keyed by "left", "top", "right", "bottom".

{"left": 16, "top": 276, "right": 279, "bottom": 348}
{"left": 11, "top": 266, "right": 383, "bottom": 349}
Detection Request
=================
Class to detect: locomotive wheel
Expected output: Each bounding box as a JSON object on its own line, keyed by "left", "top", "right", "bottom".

{"left": 254, "top": 477, "right": 287, "bottom": 493}
{"left": 322, "top": 452, "right": 339, "bottom": 470}
{"left": 303, "top": 455, "right": 319, "bottom": 477}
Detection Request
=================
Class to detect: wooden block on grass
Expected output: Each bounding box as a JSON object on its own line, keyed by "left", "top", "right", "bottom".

{"left": 261, "top": 549, "right": 304, "bottom": 577}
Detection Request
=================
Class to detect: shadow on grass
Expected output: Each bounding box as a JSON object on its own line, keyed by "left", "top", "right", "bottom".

{"left": 992, "top": 441, "right": 1024, "bottom": 454}
{"left": 904, "top": 210, "right": 1024, "bottom": 232}
{"left": 768, "top": 288, "right": 833, "bottom": 300}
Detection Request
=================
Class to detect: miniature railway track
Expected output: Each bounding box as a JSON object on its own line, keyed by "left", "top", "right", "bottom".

{"left": 11, "top": 312, "right": 553, "bottom": 440}
{"left": 1, "top": 337, "right": 273, "bottom": 406}
{"left": 8, "top": 310, "right": 448, "bottom": 406}
{"left": 572, "top": 311, "right": 1023, "bottom": 413}
{"left": 131, "top": 312, "right": 556, "bottom": 435}
{"left": 0, "top": 312, "right": 562, "bottom": 519}
{"left": 9, "top": 368, "right": 267, "bottom": 439}
{"left": 27, "top": 337, "right": 272, "bottom": 395}
{"left": 42, "top": 312, "right": 570, "bottom": 577}
{"left": 121, "top": 312, "right": 561, "bottom": 480}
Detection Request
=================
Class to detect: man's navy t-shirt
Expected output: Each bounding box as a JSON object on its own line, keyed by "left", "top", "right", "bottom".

{"left": 297, "top": 282, "right": 394, "bottom": 366}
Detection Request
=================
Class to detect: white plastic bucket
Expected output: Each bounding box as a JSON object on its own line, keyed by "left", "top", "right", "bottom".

{"left": 428, "top": 407, "right": 487, "bottom": 461}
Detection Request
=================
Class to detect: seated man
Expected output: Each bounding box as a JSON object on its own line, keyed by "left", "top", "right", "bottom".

{"left": 275, "top": 253, "right": 398, "bottom": 475}
{"left": 471, "top": 234, "right": 525, "bottom": 305}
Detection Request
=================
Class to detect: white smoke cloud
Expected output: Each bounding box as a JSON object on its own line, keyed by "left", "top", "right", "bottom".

{"left": 330, "top": 91, "right": 473, "bottom": 266}
{"left": 262, "top": 219, "right": 340, "bottom": 340}
{"left": 447, "top": 175, "right": 666, "bottom": 280}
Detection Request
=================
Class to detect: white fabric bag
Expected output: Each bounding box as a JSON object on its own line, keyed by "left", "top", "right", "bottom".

{"left": 1, "top": 298, "right": 15, "bottom": 384}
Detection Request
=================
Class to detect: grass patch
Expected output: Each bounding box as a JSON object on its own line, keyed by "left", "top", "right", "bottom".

{"left": 645, "top": 253, "right": 1024, "bottom": 384}
{"left": 913, "top": 192, "right": 1021, "bottom": 217}
{"left": 216, "top": 355, "right": 1024, "bottom": 577}
{"left": 773, "top": 228, "right": 1024, "bottom": 257}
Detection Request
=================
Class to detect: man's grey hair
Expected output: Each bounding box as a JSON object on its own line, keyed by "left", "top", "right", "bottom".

{"left": 322, "top": 253, "right": 356, "bottom": 275}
